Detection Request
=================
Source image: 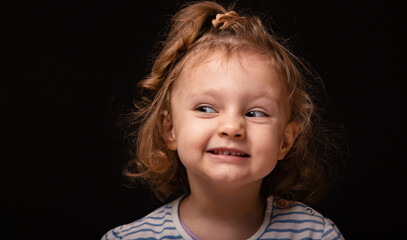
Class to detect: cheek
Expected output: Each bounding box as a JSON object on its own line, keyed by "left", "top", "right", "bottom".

{"left": 249, "top": 125, "right": 283, "bottom": 169}
{"left": 173, "top": 118, "right": 214, "bottom": 160}
{"left": 254, "top": 137, "right": 281, "bottom": 177}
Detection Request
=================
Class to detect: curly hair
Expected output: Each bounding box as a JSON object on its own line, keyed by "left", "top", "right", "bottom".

{"left": 123, "top": 1, "right": 347, "bottom": 205}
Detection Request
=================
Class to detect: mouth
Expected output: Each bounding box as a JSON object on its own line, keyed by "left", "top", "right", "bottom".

{"left": 206, "top": 148, "right": 250, "bottom": 158}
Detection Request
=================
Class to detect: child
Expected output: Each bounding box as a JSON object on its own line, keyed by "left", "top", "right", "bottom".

{"left": 103, "top": 1, "right": 344, "bottom": 239}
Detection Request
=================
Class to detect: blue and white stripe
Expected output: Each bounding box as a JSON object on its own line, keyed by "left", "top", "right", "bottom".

{"left": 102, "top": 196, "right": 343, "bottom": 240}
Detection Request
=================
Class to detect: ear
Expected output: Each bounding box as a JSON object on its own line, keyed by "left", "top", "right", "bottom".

{"left": 162, "top": 110, "right": 177, "bottom": 150}
{"left": 278, "top": 121, "right": 299, "bottom": 160}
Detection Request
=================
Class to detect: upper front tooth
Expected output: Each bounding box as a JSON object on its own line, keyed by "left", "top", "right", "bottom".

{"left": 211, "top": 150, "right": 245, "bottom": 156}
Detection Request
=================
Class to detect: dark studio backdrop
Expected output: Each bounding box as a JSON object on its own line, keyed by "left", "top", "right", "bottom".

{"left": 2, "top": 0, "right": 404, "bottom": 239}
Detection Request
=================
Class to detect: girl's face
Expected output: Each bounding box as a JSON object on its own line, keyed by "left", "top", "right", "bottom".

{"left": 165, "top": 51, "right": 297, "bottom": 188}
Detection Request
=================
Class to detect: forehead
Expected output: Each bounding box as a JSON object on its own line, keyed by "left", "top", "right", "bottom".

{"left": 183, "top": 47, "right": 273, "bottom": 74}
{"left": 173, "top": 50, "right": 283, "bottom": 93}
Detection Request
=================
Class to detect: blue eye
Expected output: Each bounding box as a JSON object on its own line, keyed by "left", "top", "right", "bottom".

{"left": 196, "top": 106, "right": 216, "bottom": 113}
{"left": 245, "top": 111, "right": 267, "bottom": 117}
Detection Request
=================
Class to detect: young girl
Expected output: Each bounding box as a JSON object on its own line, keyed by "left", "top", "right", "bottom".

{"left": 103, "top": 1, "right": 344, "bottom": 239}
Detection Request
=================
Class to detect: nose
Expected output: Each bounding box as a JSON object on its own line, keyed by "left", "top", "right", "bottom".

{"left": 217, "top": 113, "right": 246, "bottom": 140}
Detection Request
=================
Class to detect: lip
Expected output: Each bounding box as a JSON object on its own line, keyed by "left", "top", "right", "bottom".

{"left": 205, "top": 147, "right": 250, "bottom": 162}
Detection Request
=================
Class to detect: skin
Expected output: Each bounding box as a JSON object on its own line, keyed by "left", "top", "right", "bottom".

{"left": 164, "top": 51, "right": 298, "bottom": 240}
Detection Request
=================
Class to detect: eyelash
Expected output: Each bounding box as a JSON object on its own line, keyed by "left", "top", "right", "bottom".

{"left": 195, "top": 105, "right": 268, "bottom": 117}
{"left": 245, "top": 111, "right": 268, "bottom": 118}
{"left": 195, "top": 105, "right": 217, "bottom": 113}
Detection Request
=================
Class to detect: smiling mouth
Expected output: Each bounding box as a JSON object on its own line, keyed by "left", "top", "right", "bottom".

{"left": 207, "top": 150, "right": 250, "bottom": 157}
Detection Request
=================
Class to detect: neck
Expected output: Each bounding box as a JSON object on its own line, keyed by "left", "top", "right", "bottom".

{"left": 180, "top": 177, "right": 266, "bottom": 224}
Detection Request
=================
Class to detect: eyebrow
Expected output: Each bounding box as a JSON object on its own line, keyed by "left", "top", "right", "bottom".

{"left": 248, "top": 89, "right": 281, "bottom": 103}
{"left": 185, "top": 88, "right": 280, "bottom": 105}
{"left": 185, "top": 89, "right": 223, "bottom": 99}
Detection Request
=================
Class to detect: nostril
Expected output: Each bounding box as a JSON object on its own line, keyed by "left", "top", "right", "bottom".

{"left": 218, "top": 129, "right": 245, "bottom": 139}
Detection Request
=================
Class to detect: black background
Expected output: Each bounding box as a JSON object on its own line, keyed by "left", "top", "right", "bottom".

{"left": 2, "top": 0, "right": 404, "bottom": 239}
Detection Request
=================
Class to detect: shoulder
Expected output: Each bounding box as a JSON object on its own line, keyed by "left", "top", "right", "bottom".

{"left": 101, "top": 199, "right": 182, "bottom": 240}
{"left": 261, "top": 198, "right": 344, "bottom": 240}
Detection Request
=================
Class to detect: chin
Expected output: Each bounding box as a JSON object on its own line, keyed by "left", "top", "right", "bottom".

{"left": 206, "top": 171, "right": 258, "bottom": 185}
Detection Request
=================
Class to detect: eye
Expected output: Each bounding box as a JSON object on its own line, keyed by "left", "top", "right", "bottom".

{"left": 196, "top": 105, "right": 217, "bottom": 113}
{"left": 245, "top": 110, "right": 267, "bottom": 118}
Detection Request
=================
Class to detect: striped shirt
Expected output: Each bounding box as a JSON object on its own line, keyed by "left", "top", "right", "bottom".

{"left": 102, "top": 196, "right": 344, "bottom": 240}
